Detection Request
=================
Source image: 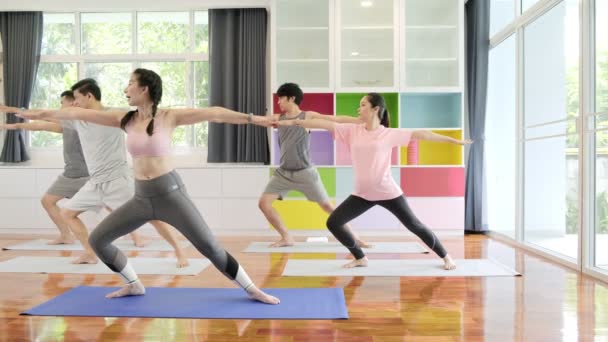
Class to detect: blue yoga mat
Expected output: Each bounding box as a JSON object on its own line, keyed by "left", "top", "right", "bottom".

{"left": 22, "top": 286, "right": 348, "bottom": 320}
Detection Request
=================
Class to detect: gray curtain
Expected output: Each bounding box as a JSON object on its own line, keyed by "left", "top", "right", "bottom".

{"left": 207, "top": 8, "right": 269, "bottom": 163}
{"left": 465, "top": 0, "right": 489, "bottom": 233}
{"left": 0, "top": 12, "right": 43, "bottom": 162}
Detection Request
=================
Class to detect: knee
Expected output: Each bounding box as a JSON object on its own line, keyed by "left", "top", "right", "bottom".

{"left": 319, "top": 202, "right": 334, "bottom": 213}
{"left": 88, "top": 232, "right": 101, "bottom": 253}
{"left": 88, "top": 224, "right": 110, "bottom": 254}
{"left": 258, "top": 197, "right": 273, "bottom": 212}
{"left": 40, "top": 195, "right": 56, "bottom": 210}
{"left": 326, "top": 214, "right": 340, "bottom": 231}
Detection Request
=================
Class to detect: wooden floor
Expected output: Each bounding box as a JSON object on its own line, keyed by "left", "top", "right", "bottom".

{"left": 0, "top": 234, "right": 607, "bottom": 341}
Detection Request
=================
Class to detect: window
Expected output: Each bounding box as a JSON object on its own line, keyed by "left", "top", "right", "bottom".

{"left": 594, "top": 0, "right": 608, "bottom": 271}
{"left": 490, "top": 0, "right": 515, "bottom": 37}
{"left": 138, "top": 12, "right": 190, "bottom": 54}
{"left": 81, "top": 13, "right": 132, "bottom": 54}
{"left": 485, "top": 35, "right": 516, "bottom": 238}
{"left": 30, "top": 11, "right": 210, "bottom": 149}
{"left": 30, "top": 63, "right": 78, "bottom": 147}
{"left": 84, "top": 63, "right": 133, "bottom": 108}
{"left": 522, "top": 0, "right": 579, "bottom": 260}
{"left": 40, "top": 13, "right": 75, "bottom": 55}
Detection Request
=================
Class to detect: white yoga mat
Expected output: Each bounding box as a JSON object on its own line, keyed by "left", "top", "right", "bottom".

{"left": 243, "top": 242, "right": 428, "bottom": 254}
{"left": 0, "top": 256, "right": 210, "bottom": 276}
{"left": 2, "top": 239, "right": 190, "bottom": 252}
{"left": 282, "top": 259, "right": 521, "bottom": 277}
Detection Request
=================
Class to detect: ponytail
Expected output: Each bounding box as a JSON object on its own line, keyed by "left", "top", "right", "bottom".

{"left": 145, "top": 103, "right": 158, "bottom": 136}
{"left": 120, "top": 106, "right": 157, "bottom": 136}
{"left": 120, "top": 110, "right": 138, "bottom": 132}
{"left": 379, "top": 108, "right": 390, "bottom": 128}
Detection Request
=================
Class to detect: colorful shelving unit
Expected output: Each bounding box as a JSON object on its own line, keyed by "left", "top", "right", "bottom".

{"left": 270, "top": 0, "right": 465, "bottom": 232}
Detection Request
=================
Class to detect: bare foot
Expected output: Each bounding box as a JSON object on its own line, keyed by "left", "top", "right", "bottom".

{"left": 71, "top": 253, "right": 98, "bottom": 264}
{"left": 269, "top": 238, "right": 294, "bottom": 247}
{"left": 246, "top": 286, "right": 280, "bottom": 304}
{"left": 106, "top": 280, "right": 146, "bottom": 298}
{"left": 47, "top": 236, "right": 75, "bottom": 245}
{"left": 176, "top": 254, "right": 190, "bottom": 268}
{"left": 443, "top": 255, "right": 457, "bottom": 270}
{"left": 343, "top": 257, "right": 368, "bottom": 268}
{"left": 356, "top": 239, "right": 373, "bottom": 249}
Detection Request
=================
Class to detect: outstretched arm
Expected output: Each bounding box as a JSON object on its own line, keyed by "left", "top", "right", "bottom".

{"left": 0, "top": 105, "right": 64, "bottom": 125}
{"left": 277, "top": 118, "right": 336, "bottom": 132}
{"left": 0, "top": 105, "right": 22, "bottom": 114}
{"left": 7, "top": 106, "right": 126, "bottom": 128}
{"left": 412, "top": 130, "right": 473, "bottom": 145}
{"left": 169, "top": 106, "right": 272, "bottom": 127}
{"left": 306, "top": 111, "right": 363, "bottom": 124}
{"left": 0, "top": 121, "right": 63, "bottom": 133}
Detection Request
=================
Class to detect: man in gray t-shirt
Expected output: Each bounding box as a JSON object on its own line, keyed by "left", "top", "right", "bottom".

{"left": 259, "top": 83, "right": 370, "bottom": 248}
{"left": 57, "top": 79, "right": 188, "bottom": 266}
{"left": 0, "top": 91, "right": 89, "bottom": 245}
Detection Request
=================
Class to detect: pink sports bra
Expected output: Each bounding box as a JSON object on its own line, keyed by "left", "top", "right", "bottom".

{"left": 125, "top": 113, "right": 172, "bottom": 158}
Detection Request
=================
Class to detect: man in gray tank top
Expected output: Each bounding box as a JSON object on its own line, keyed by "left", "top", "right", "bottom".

{"left": 259, "top": 83, "right": 371, "bottom": 248}
{"left": 0, "top": 91, "right": 89, "bottom": 245}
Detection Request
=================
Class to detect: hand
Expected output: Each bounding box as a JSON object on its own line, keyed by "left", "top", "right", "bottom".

{"left": 0, "top": 123, "right": 19, "bottom": 130}
{"left": 15, "top": 110, "right": 44, "bottom": 120}
{"left": 0, "top": 105, "right": 22, "bottom": 113}
{"left": 269, "top": 116, "right": 280, "bottom": 128}
{"left": 251, "top": 115, "right": 274, "bottom": 127}
{"left": 460, "top": 139, "right": 473, "bottom": 145}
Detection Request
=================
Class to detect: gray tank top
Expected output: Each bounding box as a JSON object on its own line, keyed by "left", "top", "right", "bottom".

{"left": 61, "top": 121, "right": 89, "bottom": 178}
{"left": 278, "top": 112, "right": 311, "bottom": 171}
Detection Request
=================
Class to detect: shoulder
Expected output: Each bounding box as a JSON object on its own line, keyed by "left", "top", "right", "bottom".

{"left": 337, "top": 122, "right": 360, "bottom": 130}
{"left": 304, "top": 111, "right": 319, "bottom": 119}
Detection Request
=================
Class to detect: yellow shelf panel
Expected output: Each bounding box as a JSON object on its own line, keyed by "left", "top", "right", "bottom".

{"left": 271, "top": 200, "right": 334, "bottom": 230}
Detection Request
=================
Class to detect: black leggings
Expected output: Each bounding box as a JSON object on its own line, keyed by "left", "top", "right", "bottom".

{"left": 326, "top": 195, "right": 447, "bottom": 260}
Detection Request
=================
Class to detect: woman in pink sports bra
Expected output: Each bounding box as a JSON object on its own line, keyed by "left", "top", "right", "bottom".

{"left": 278, "top": 93, "right": 472, "bottom": 270}
{"left": 15, "top": 68, "right": 280, "bottom": 304}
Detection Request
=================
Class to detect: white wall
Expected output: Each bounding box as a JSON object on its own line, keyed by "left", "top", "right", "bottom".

{"left": 0, "top": 166, "right": 271, "bottom": 233}
{"left": 0, "top": 165, "right": 464, "bottom": 236}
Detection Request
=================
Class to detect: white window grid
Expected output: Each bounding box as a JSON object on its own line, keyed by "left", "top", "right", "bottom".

{"left": 35, "top": 10, "right": 209, "bottom": 149}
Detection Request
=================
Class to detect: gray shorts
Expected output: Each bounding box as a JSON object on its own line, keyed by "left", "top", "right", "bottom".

{"left": 46, "top": 174, "right": 89, "bottom": 199}
{"left": 63, "top": 175, "right": 134, "bottom": 212}
{"left": 264, "top": 167, "right": 329, "bottom": 203}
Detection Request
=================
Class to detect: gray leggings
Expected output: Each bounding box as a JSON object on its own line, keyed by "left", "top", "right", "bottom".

{"left": 89, "top": 170, "right": 241, "bottom": 281}
{"left": 327, "top": 195, "right": 448, "bottom": 260}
